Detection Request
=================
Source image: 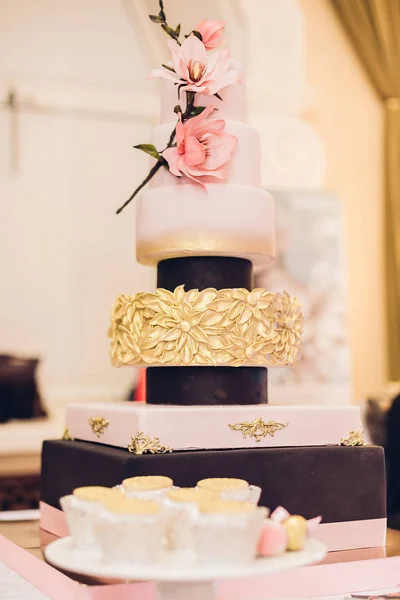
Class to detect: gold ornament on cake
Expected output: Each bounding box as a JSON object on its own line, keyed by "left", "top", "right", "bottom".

{"left": 88, "top": 416, "right": 110, "bottom": 438}
{"left": 62, "top": 428, "right": 74, "bottom": 441}
{"left": 229, "top": 417, "right": 288, "bottom": 442}
{"left": 340, "top": 428, "right": 366, "bottom": 447}
{"left": 128, "top": 432, "right": 172, "bottom": 455}
{"left": 110, "top": 286, "right": 302, "bottom": 368}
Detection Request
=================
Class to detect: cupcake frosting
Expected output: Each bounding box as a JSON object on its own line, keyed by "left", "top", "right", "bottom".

{"left": 104, "top": 497, "right": 160, "bottom": 515}
{"left": 122, "top": 475, "right": 173, "bottom": 492}
{"left": 197, "top": 478, "right": 249, "bottom": 492}
{"left": 72, "top": 486, "right": 122, "bottom": 502}
{"left": 167, "top": 487, "right": 218, "bottom": 503}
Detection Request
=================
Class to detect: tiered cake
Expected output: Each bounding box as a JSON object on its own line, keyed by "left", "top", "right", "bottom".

{"left": 40, "top": 17, "right": 386, "bottom": 552}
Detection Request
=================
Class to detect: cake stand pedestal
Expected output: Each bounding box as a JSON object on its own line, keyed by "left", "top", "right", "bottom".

{"left": 44, "top": 537, "right": 326, "bottom": 600}
{"left": 157, "top": 581, "right": 215, "bottom": 600}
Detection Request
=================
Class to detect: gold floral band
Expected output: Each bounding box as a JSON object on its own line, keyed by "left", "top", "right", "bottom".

{"left": 110, "top": 286, "right": 302, "bottom": 368}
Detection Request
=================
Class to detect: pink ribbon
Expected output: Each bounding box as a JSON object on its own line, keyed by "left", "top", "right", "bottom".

{"left": 270, "top": 506, "right": 322, "bottom": 533}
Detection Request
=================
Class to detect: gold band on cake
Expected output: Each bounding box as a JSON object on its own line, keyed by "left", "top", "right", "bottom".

{"left": 137, "top": 233, "right": 275, "bottom": 266}
{"left": 110, "top": 286, "right": 302, "bottom": 367}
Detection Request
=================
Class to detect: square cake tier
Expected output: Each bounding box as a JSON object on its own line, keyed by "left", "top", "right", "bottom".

{"left": 40, "top": 440, "right": 386, "bottom": 551}
{"left": 65, "top": 402, "right": 362, "bottom": 450}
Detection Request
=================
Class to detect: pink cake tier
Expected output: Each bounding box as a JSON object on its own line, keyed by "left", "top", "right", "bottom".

{"left": 136, "top": 184, "right": 275, "bottom": 266}
{"left": 66, "top": 402, "right": 362, "bottom": 451}
{"left": 136, "top": 75, "right": 274, "bottom": 266}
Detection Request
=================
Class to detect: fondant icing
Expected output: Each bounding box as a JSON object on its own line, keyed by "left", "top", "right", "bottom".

{"left": 151, "top": 120, "right": 261, "bottom": 188}
{"left": 65, "top": 402, "right": 362, "bottom": 449}
{"left": 41, "top": 440, "right": 386, "bottom": 527}
{"left": 157, "top": 257, "right": 253, "bottom": 291}
{"left": 136, "top": 185, "right": 275, "bottom": 266}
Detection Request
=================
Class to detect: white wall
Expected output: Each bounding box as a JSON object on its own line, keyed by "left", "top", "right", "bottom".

{"left": 0, "top": 0, "right": 160, "bottom": 407}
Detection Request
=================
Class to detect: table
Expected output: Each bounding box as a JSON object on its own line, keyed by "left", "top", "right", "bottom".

{"left": 1, "top": 519, "right": 400, "bottom": 600}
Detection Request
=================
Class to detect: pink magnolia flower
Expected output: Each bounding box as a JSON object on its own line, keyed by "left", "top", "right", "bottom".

{"left": 150, "top": 34, "right": 238, "bottom": 95}
{"left": 162, "top": 105, "right": 237, "bottom": 184}
{"left": 195, "top": 19, "right": 225, "bottom": 50}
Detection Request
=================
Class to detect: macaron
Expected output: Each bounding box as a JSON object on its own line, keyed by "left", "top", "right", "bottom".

{"left": 257, "top": 519, "right": 288, "bottom": 556}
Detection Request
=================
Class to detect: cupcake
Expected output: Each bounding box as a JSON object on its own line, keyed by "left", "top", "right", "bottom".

{"left": 60, "top": 486, "right": 123, "bottom": 549}
{"left": 197, "top": 478, "right": 261, "bottom": 504}
{"left": 94, "top": 496, "right": 167, "bottom": 566}
{"left": 122, "top": 475, "right": 173, "bottom": 500}
{"left": 193, "top": 499, "right": 267, "bottom": 566}
{"left": 164, "top": 487, "right": 218, "bottom": 552}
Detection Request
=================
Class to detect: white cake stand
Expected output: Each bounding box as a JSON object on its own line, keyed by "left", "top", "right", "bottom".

{"left": 45, "top": 536, "right": 326, "bottom": 600}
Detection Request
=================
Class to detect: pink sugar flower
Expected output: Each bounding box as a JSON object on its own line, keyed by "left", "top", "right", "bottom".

{"left": 150, "top": 34, "right": 239, "bottom": 95}
{"left": 195, "top": 19, "right": 225, "bottom": 50}
{"left": 162, "top": 105, "right": 237, "bottom": 184}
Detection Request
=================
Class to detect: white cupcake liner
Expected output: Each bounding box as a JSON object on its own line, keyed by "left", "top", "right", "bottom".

{"left": 122, "top": 484, "right": 176, "bottom": 502}
{"left": 193, "top": 507, "right": 267, "bottom": 566}
{"left": 163, "top": 497, "right": 200, "bottom": 552}
{"left": 220, "top": 485, "right": 262, "bottom": 504}
{"left": 60, "top": 495, "right": 104, "bottom": 550}
{"left": 195, "top": 484, "right": 261, "bottom": 504}
{"left": 93, "top": 508, "right": 168, "bottom": 566}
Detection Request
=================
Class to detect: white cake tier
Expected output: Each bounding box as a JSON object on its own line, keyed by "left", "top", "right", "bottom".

{"left": 151, "top": 120, "right": 261, "bottom": 188}
{"left": 160, "top": 72, "right": 245, "bottom": 124}
{"left": 136, "top": 184, "right": 275, "bottom": 266}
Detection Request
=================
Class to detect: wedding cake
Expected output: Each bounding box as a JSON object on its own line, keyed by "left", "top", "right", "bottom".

{"left": 40, "top": 10, "right": 386, "bottom": 552}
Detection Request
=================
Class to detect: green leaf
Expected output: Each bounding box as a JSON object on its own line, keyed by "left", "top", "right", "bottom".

{"left": 214, "top": 92, "right": 223, "bottom": 101}
{"left": 190, "top": 106, "right": 207, "bottom": 116}
{"left": 149, "top": 14, "right": 163, "bottom": 23}
{"left": 161, "top": 23, "right": 177, "bottom": 39}
{"left": 175, "top": 24, "right": 181, "bottom": 38}
{"left": 191, "top": 30, "right": 203, "bottom": 41}
{"left": 134, "top": 144, "right": 161, "bottom": 160}
{"left": 162, "top": 63, "right": 176, "bottom": 73}
{"left": 174, "top": 105, "right": 182, "bottom": 114}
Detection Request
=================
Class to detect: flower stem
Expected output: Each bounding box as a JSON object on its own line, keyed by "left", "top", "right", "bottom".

{"left": 116, "top": 160, "right": 164, "bottom": 214}
{"left": 117, "top": 88, "right": 198, "bottom": 214}
{"left": 182, "top": 91, "right": 195, "bottom": 122}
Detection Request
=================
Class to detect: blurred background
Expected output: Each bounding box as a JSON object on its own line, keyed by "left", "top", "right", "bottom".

{"left": 0, "top": 0, "right": 396, "bottom": 508}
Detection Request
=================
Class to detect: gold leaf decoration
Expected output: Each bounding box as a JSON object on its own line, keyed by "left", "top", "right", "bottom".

{"left": 340, "top": 428, "right": 366, "bottom": 447}
{"left": 110, "top": 286, "right": 302, "bottom": 368}
{"left": 229, "top": 417, "right": 288, "bottom": 443}
{"left": 128, "top": 432, "right": 172, "bottom": 455}
{"left": 62, "top": 428, "right": 74, "bottom": 441}
{"left": 88, "top": 416, "right": 110, "bottom": 438}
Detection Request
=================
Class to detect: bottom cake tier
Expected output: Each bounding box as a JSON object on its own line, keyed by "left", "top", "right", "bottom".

{"left": 40, "top": 440, "right": 386, "bottom": 551}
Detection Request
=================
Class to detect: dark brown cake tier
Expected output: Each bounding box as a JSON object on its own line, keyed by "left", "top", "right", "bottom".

{"left": 146, "top": 366, "right": 268, "bottom": 405}
{"left": 41, "top": 440, "right": 386, "bottom": 524}
{"left": 157, "top": 257, "right": 253, "bottom": 291}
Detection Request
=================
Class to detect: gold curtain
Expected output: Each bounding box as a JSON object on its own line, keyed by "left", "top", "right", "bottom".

{"left": 329, "top": 0, "right": 400, "bottom": 378}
